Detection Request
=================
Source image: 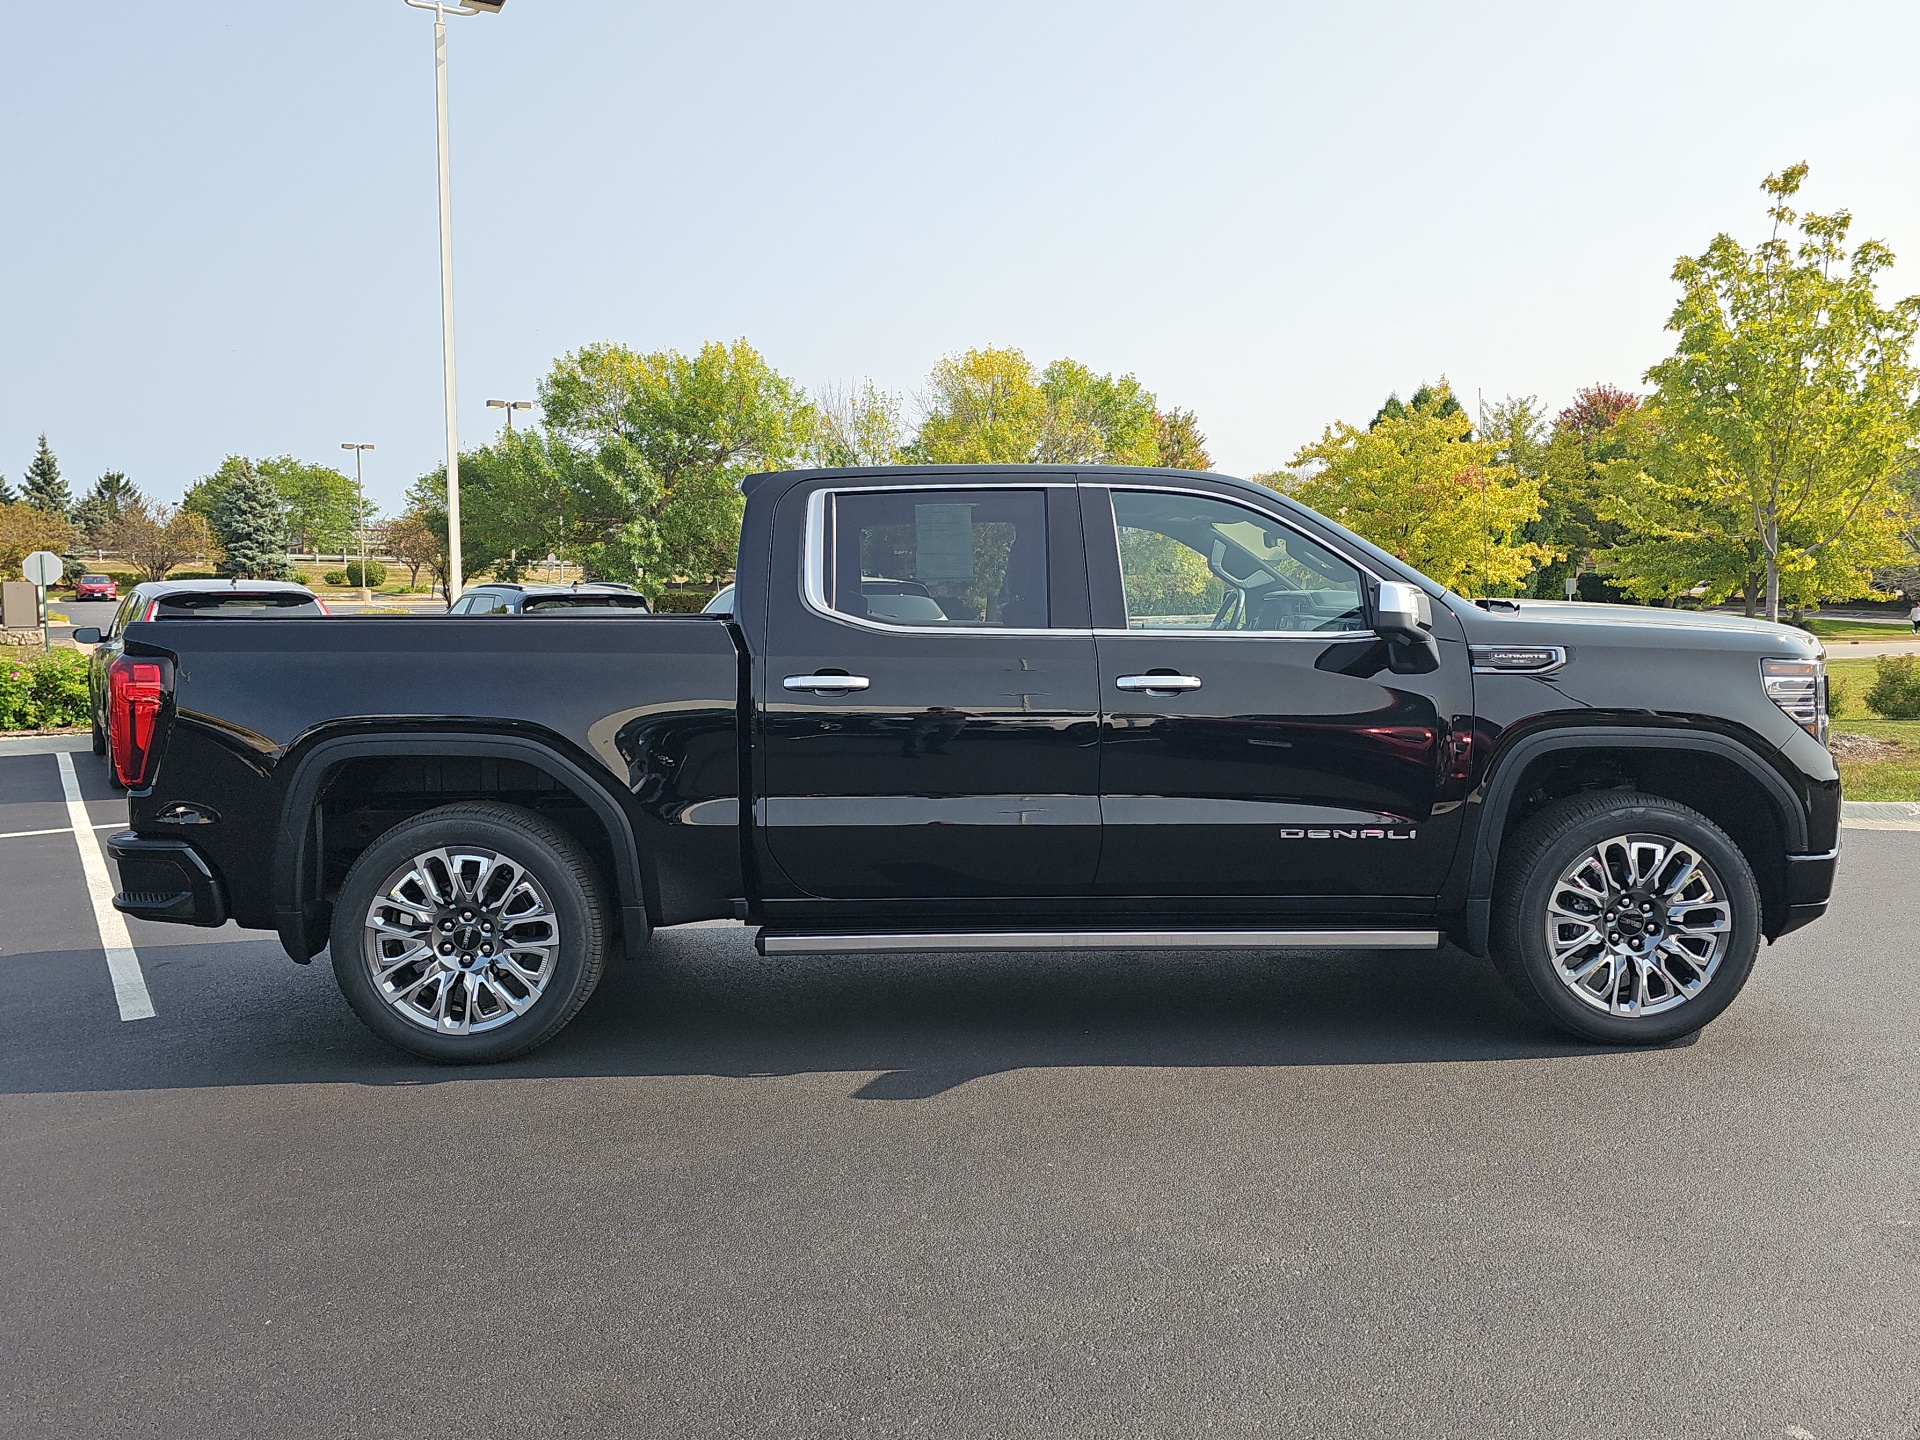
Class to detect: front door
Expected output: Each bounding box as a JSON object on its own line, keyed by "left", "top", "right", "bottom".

{"left": 1085, "top": 484, "right": 1470, "bottom": 902}
{"left": 756, "top": 479, "right": 1101, "bottom": 902}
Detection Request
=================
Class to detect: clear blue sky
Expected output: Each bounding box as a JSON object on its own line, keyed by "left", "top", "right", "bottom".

{"left": 4, "top": 1, "right": 1917, "bottom": 515}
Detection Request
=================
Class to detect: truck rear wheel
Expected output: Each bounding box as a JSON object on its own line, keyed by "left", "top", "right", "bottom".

{"left": 1490, "top": 791, "right": 1761, "bottom": 1045}
{"left": 329, "top": 802, "right": 609, "bottom": 1063}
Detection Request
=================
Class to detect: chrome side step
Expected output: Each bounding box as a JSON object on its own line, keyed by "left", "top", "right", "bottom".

{"left": 755, "top": 928, "right": 1441, "bottom": 956}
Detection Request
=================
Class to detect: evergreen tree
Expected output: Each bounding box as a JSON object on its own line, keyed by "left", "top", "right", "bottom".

{"left": 72, "top": 470, "right": 143, "bottom": 545}
{"left": 0, "top": 473, "right": 16, "bottom": 505}
{"left": 21, "top": 435, "right": 72, "bottom": 515}
{"left": 211, "top": 459, "right": 294, "bottom": 580}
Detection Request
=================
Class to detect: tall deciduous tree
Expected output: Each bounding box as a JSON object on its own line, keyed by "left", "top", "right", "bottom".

{"left": 1279, "top": 381, "right": 1553, "bottom": 593}
{"left": 1630, "top": 163, "right": 1920, "bottom": 620}
{"left": 186, "top": 456, "right": 361, "bottom": 554}
{"left": 109, "top": 500, "right": 203, "bottom": 582}
{"left": 538, "top": 338, "right": 812, "bottom": 592}
{"left": 0, "top": 502, "right": 73, "bottom": 577}
{"left": 906, "top": 348, "right": 1172, "bottom": 466}
{"left": 21, "top": 435, "right": 71, "bottom": 516}
{"left": 807, "top": 380, "right": 904, "bottom": 468}
{"left": 210, "top": 460, "right": 293, "bottom": 580}
{"left": 1153, "top": 408, "right": 1213, "bottom": 471}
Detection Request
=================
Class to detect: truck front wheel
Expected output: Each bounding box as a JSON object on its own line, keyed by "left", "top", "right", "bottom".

{"left": 1491, "top": 791, "right": 1762, "bottom": 1045}
{"left": 330, "top": 802, "right": 609, "bottom": 1063}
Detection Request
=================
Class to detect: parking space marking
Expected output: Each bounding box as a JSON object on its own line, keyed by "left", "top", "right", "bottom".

{"left": 54, "top": 752, "right": 155, "bottom": 1022}
{"left": 0, "top": 822, "right": 121, "bottom": 841}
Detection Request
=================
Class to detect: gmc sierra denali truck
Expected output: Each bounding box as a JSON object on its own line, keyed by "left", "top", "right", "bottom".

{"left": 102, "top": 465, "right": 1839, "bottom": 1062}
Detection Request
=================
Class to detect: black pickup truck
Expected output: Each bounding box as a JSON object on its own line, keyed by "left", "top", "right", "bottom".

{"left": 104, "top": 465, "right": 1839, "bottom": 1061}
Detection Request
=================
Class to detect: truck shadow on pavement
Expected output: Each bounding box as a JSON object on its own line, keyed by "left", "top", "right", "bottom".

{"left": 3, "top": 923, "right": 1662, "bottom": 1097}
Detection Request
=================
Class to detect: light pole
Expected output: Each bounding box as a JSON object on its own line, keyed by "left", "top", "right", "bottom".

{"left": 341, "top": 443, "right": 376, "bottom": 602}
{"left": 402, "top": 0, "right": 505, "bottom": 602}
{"left": 487, "top": 399, "right": 532, "bottom": 431}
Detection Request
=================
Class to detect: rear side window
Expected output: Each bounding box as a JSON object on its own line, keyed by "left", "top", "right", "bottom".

{"left": 823, "top": 489, "right": 1050, "bottom": 629}
{"left": 1111, "top": 490, "right": 1367, "bottom": 633}
{"left": 151, "top": 592, "right": 325, "bottom": 618}
{"left": 522, "top": 595, "right": 649, "bottom": 612}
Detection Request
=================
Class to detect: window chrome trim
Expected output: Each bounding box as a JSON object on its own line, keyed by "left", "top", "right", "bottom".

{"left": 800, "top": 483, "right": 1088, "bottom": 639}
{"left": 1098, "top": 481, "right": 1383, "bottom": 639}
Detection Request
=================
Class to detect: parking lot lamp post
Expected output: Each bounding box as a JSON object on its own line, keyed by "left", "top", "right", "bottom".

{"left": 401, "top": 0, "right": 505, "bottom": 602}
{"left": 341, "top": 443, "right": 376, "bottom": 602}
{"left": 487, "top": 399, "right": 532, "bottom": 432}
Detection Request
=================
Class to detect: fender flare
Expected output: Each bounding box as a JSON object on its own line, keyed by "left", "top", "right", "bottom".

{"left": 1461, "top": 725, "right": 1807, "bottom": 954}
{"left": 271, "top": 731, "right": 650, "bottom": 963}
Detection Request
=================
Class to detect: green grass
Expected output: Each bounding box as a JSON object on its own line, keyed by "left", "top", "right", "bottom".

{"left": 1800, "top": 617, "right": 1913, "bottom": 637}
{"left": 1829, "top": 719, "right": 1920, "bottom": 800}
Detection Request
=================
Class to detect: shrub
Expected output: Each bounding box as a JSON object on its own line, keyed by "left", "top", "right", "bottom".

{"left": 1828, "top": 674, "right": 1852, "bottom": 719}
{"left": 322, "top": 570, "right": 349, "bottom": 587}
{"left": 1866, "top": 655, "right": 1920, "bottom": 719}
{"left": 653, "top": 589, "right": 717, "bottom": 613}
{"left": 345, "top": 560, "right": 387, "bottom": 588}
{"left": 0, "top": 649, "right": 91, "bottom": 731}
{"left": 167, "top": 570, "right": 218, "bottom": 581}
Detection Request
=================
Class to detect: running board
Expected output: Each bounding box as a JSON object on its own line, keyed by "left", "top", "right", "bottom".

{"left": 755, "top": 928, "right": 1441, "bottom": 956}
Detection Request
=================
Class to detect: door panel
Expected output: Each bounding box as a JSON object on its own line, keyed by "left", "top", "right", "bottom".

{"left": 1086, "top": 485, "right": 1470, "bottom": 899}
{"left": 758, "top": 482, "right": 1101, "bottom": 901}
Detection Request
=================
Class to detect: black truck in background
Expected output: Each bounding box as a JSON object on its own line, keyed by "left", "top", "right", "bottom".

{"left": 103, "top": 465, "right": 1839, "bottom": 1061}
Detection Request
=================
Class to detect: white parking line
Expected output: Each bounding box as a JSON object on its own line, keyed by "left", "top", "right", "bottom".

{"left": 0, "top": 822, "right": 122, "bottom": 842}
{"left": 54, "top": 752, "right": 155, "bottom": 1022}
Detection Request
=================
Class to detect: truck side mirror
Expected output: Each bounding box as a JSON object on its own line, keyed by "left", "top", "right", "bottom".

{"left": 72, "top": 627, "right": 103, "bottom": 645}
{"left": 1373, "top": 582, "right": 1431, "bottom": 641}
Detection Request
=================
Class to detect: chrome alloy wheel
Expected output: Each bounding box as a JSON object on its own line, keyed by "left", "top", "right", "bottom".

{"left": 361, "top": 846, "right": 561, "bottom": 1035}
{"left": 1543, "top": 833, "right": 1733, "bottom": 1018}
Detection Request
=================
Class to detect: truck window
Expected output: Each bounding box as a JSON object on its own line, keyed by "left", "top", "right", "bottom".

{"left": 824, "top": 488, "right": 1050, "bottom": 629}
{"left": 1111, "top": 490, "right": 1367, "bottom": 633}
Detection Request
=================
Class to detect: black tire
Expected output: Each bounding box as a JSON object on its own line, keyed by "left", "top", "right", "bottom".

{"left": 1490, "top": 791, "right": 1761, "bottom": 1045}
{"left": 330, "top": 802, "right": 609, "bottom": 1063}
{"left": 90, "top": 706, "right": 105, "bottom": 756}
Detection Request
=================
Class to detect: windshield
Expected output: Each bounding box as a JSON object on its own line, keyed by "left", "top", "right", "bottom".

{"left": 151, "top": 592, "right": 324, "bottom": 618}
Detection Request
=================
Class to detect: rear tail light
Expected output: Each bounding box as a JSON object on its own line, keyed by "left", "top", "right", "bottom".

{"left": 1761, "top": 657, "right": 1827, "bottom": 745}
{"left": 108, "top": 658, "right": 166, "bottom": 789}
{"left": 314, "top": 599, "right": 330, "bottom": 615}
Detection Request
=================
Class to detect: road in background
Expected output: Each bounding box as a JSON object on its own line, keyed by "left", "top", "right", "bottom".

{"left": 1, "top": 747, "right": 1914, "bottom": 1439}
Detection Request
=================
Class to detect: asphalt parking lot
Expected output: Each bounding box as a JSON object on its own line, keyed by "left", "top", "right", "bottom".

{"left": 2, "top": 744, "right": 1916, "bottom": 1439}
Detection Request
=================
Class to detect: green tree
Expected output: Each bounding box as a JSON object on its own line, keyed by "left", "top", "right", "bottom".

{"left": 1630, "top": 163, "right": 1920, "bottom": 621}
{"left": 906, "top": 347, "right": 1051, "bottom": 463}
{"left": 259, "top": 457, "right": 361, "bottom": 554}
{"left": 71, "top": 470, "right": 143, "bottom": 547}
{"left": 185, "top": 456, "right": 361, "bottom": 554}
{"left": 1153, "top": 407, "right": 1213, "bottom": 471}
{"left": 210, "top": 459, "right": 294, "bottom": 580}
{"left": 906, "top": 348, "right": 1171, "bottom": 466}
{"left": 0, "top": 502, "right": 73, "bottom": 577}
{"left": 0, "top": 474, "right": 17, "bottom": 505}
{"left": 21, "top": 435, "right": 71, "bottom": 516}
{"left": 1279, "top": 381, "right": 1553, "bottom": 593}
{"left": 539, "top": 338, "right": 812, "bottom": 592}
{"left": 1371, "top": 383, "right": 1462, "bottom": 432}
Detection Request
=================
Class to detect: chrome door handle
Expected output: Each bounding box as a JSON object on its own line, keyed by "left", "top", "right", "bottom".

{"left": 784, "top": 673, "right": 871, "bottom": 693}
{"left": 1115, "top": 674, "right": 1202, "bottom": 693}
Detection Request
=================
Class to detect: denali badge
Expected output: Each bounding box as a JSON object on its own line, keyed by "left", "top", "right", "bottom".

{"left": 1279, "top": 827, "right": 1417, "bottom": 840}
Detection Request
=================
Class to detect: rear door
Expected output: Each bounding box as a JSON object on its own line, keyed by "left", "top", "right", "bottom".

{"left": 755, "top": 478, "right": 1101, "bottom": 901}
{"left": 1085, "top": 482, "right": 1470, "bottom": 901}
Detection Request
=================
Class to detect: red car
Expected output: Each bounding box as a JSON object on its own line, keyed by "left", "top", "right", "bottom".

{"left": 73, "top": 574, "right": 119, "bottom": 600}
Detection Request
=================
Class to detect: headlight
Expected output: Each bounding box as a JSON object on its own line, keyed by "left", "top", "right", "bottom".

{"left": 1761, "top": 657, "right": 1826, "bottom": 743}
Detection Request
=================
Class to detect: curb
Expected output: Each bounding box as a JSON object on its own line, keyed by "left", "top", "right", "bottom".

{"left": 1841, "top": 800, "right": 1920, "bottom": 832}
{"left": 0, "top": 735, "right": 93, "bottom": 757}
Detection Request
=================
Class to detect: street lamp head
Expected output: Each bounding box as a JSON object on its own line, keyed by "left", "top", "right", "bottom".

{"left": 465, "top": 0, "right": 505, "bottom": 11}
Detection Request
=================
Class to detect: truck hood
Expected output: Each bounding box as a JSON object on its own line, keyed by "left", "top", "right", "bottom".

{"left": 1448, "top": 598, "right": 1822, "bottom": 657}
